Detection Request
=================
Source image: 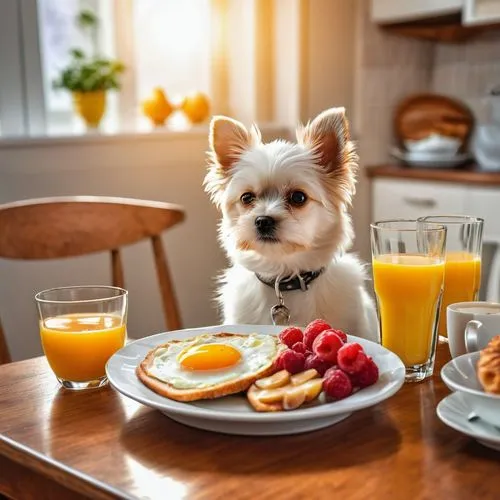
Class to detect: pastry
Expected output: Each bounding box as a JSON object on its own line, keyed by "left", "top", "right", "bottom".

{"left": 477, "top": 335, "right": 500, "bottom": 395}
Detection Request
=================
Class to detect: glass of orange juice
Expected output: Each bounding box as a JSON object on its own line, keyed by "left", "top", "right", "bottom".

{"left": 371, "top": 220, "right": 446, "bottom": 382}
{"left": 417, "top": 216, "right": 483, "bottom": 343}
{"left": 35, "top": 286, "right": 128, "bottom": 390}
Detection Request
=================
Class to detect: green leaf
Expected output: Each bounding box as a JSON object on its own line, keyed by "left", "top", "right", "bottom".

{"left": 70, "top": 48, "right": 85, "bottom": 59}
{"left": 77, "top": 9, "right": 98, "bottom": 29}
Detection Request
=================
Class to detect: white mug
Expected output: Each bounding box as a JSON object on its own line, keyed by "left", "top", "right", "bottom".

{"left": 447, "top": 302, "right": 500, "bottom": 357}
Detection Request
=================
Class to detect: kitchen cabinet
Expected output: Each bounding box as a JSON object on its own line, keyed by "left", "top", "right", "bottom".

{"left": 463, "top": 0, "right": 500, "bottom": 25}
{"left": 371, "top": 0, "right": 500, "bottom": 42}
{"left": 372, "top": 177, "right": 500, "bottom": 302}
{"left": 371, "top": 0, "right": 462, "bottom": 24}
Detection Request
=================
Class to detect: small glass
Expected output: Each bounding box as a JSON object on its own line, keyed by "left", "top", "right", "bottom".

{"left": 417, "top": 216, "right": 483, "bottom": 343}
{"left": 36, "top": 286, "right": 128, "bottom": 390}
{"left": 371, "top": 220, "right": 446, "bottom": 382}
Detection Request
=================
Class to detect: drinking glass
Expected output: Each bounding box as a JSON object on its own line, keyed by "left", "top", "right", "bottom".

{"left": 36, "top": 286, "right": 128, "bottom": 390}
{"left": 371, "top": 220, "right": 446, "bottom": 382}
{"left": 417, "top": 216, "right": 483, "bottom": 343}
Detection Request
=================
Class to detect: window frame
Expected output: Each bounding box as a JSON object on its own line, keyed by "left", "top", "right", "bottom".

{"left": 0, "top": 1, "right": 27, "bottom": 136}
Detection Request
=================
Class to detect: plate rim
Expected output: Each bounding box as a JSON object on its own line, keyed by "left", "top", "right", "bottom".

{"left": 440, "top": 353, "right": 500, "bottom": 401}
{"left": 436, "top": 391, "right": 500, "bottom": 444}
{"left": 106, "top": 324, "right": 406, "bottom": 423}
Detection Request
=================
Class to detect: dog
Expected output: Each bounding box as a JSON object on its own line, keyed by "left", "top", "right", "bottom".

{"left": 204, "top": 107, "right": 378, "bottom": 342}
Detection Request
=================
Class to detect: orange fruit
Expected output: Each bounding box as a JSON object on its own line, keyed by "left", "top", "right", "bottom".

{"left": 141, "top": 88, "right": 173, "bottom": 126}
{"left": 181, "top": 92, "right": 210, "bottom": 124}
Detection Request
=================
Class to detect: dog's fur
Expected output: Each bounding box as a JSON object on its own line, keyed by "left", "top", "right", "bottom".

{"left": 204, "top": 107, "right": 378, "bottom": 342}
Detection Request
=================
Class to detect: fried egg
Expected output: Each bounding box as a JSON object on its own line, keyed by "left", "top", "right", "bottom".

{"left": 148, "top": 333, "right": 281, "bottom": 390}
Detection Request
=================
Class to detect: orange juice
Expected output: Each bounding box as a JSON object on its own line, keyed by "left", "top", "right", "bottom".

{"left": 373, "top": 255, "right": 444, "bottom": 366}
{"left": 40, "top": 313, "right": 126, "bottom": 381}
{"left": 439, "top": 251, "right": 481, "bottom": 338}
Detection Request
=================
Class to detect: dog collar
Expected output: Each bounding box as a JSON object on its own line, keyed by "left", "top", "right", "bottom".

{"left": 256, "top": 268, "right": 325, "bottom": 292}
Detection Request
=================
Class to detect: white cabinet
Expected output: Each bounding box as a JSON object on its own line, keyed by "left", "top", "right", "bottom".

{"left": 371, "top": 0, "right": 462, "bottom": 23}
{"left": 373, "top": 179, "right": 466, "bottom": 221}
{"left": 372, "top": 178, "right": 500, "bottom": 301}
{"left": 463, "top": 0, "right": 500, "bottom": 25}
{"left": 465, "top": 187, "right": 500, "bottom": 242}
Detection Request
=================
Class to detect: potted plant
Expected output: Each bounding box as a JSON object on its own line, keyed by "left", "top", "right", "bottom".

{"left": 53, "top": 9, "right": 125, "bottom": 129}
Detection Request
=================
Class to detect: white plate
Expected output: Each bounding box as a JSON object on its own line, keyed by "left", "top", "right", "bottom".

{"left": 391, "top": 148, "right": 471, "bottom": 168}
{"left": 440, "top": 352, "right": 500, "bottom": 427}
{"left": 106, "top": 324, "right": 405, "bottom": 436}
{"left": 437, "top": 391, "right": 500, "bottom": 452}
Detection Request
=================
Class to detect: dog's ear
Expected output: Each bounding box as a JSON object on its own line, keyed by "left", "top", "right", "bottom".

{"left": 205, "top": 116, "right": 259, "bottom": 208}
{"left": 209, "top": 116, "right": 252, "bottom": 169}
{"left": 296, "top": 107, "right": 358, "bottom": 206}
{"left": 296, "top": 107, "right": 354, "bottom": 173}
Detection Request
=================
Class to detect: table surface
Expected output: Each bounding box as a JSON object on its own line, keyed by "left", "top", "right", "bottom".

{"left": 0, "top": 344, "right": 498, "bottom": 500}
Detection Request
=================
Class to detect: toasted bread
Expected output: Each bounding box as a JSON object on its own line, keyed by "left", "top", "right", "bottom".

{"left": 136, "top": 332, "right": 281, "bottom": 402}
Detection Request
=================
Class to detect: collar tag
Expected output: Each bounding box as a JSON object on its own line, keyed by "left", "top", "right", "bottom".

{"left": 271, "top": 276, "right": 290, "bottom": 325}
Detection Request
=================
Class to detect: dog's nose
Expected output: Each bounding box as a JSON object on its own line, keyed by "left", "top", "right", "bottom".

{"left": 255, "top": 216, "right": 276, "bottom": 234}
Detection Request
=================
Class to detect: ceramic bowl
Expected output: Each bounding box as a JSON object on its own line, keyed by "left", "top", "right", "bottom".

{"left": 441, "top": 351, "right": 500, "bottom": 426}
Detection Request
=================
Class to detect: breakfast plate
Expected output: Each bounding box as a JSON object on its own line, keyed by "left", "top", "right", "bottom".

{"left": 437, "top": 391, "right": 500, "bottom": 452}
{"left": 106, "top": 324, "right": 405, "bottom": 435}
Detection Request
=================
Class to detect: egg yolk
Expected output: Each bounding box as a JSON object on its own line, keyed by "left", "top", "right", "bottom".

{"left": 179, "top": 344, "right": 242, "bottom": 371}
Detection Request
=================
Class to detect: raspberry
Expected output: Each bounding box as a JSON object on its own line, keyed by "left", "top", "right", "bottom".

{"left": 312, "top": 330, "right": 344, "bottom": 363}
{"left": 323, "top": 369, "right": 353, "bottom": 400}
{"left": 304, "top": 354, "right": 331, "bottom": 376}
{"left": 280, "top": 349, "right": 305, "bottom": 374}
{"left": 351, "top": 356, "right": 379, "bottom": 388}
{"left": 291, "top": 341, "right": 308, "bottom": 355}
{"left": 331, "top": 329, "right": 347, "bottom": 343}
{"left": 337, "top": 343, "right": 368, "bottom": 374}
{"left": 279, "top": 327, "right": 303, "bottom": 348}
{"left": 323, "top": 366, "right": 340, "bottom": 379}
{"left": 274, "top": 350, "right": 286, "bottom": 370}
{"left": 303, "top": 319, "right": 331, "bottom": 349}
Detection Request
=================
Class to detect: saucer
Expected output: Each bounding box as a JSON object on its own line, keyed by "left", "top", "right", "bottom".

{"left": 441, "top": 351, "right": 500, "bottom": 427}
{"left": 107, "top": 324, "right": 405, "bottom": 436}
{"left": 437, "top": 391, "right": 500, "bottom": 451}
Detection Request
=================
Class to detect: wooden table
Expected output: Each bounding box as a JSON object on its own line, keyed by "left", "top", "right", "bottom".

{"left": 0, "top": 344, "right": 498, "bottom": 500}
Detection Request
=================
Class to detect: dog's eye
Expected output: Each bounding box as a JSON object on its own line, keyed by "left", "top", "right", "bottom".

{"left": 240, "top": 192, "right": 256, "bottom": 205}
{"left": 289, "top": 191, "right": 307, "bottom": 206}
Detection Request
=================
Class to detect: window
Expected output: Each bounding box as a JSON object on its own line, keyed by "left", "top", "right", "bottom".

{"left": 37, "top": 0, "right": 116, "bottom": 134}
{"left": 133, "top": 0, "right": 211, "bottom": 104}
{"left": 0, "top": 0, "right": 277, "bottom": 138}
{"left": 0, "top": 0, "right": 214, "bottom": 136}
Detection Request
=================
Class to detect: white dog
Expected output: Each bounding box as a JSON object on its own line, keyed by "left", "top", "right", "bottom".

{"left": 204, "top": 107, "right": 378, "bottom": 342}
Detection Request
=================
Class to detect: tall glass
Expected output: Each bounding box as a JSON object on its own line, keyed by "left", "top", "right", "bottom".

{"left": 36, "top": 286, "right": 128, "bottom": 390}
{"left": 371, "top": 220, "right": 446, "bottom": 382}
{"left": 417, "top": 216, "right": 483, "bottom": 343}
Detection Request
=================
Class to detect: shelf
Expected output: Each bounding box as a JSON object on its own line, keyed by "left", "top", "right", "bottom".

{"left": 379, "top": 12, "right": 500, "bottom": 43}
{"left": 365, "top": 163, "right": 500, "bottom": 186}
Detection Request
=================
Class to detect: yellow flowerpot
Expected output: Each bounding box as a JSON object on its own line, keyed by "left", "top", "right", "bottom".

{"left": 72, "top": 91, "right": 107, "bottom": 129}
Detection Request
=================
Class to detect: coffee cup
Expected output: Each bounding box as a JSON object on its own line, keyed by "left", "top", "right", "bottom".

{"left": 447, "top": 302, "right": 500, "bottom": 357}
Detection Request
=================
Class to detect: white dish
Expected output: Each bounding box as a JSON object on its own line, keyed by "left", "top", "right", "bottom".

{"left": 441, "top": 351, "right": 500, "bottom": 427}
{"left": 437, "top": 391, "right": 500, "bottom": 452}
{"left": 405, "top": 133, "right": 461, "bottom": 155}
{"left": 391, "top": 148, "right": 471, "bottom": 168}
{"left": 106, "top": 324, "right": 405, "bottom": 436}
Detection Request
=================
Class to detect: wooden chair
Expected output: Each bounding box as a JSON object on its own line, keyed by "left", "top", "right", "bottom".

{"left": 0, "top": 196, "right": 186, "bottom": 364}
